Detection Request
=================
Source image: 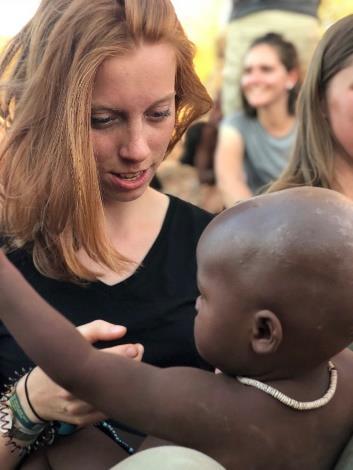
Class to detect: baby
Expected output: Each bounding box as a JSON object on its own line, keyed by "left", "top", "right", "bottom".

{"left": 1, "top": 187, "right": 353, "bottom": 469}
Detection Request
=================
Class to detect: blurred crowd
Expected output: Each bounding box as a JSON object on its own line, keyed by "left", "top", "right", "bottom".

{"left": 156, "top": 0, "right": 349, "bottom": 212}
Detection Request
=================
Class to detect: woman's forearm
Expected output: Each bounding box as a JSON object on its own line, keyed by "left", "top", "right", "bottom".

{"left": 0, "top": 377, "right": 44, "bottom": 469}
{"left": 0, "top": 435, "right": 24, "bottom": 470}
{"left": 217, "top": 174, "right": 253, "bottom": 208}
{"left": 215, "top": 127, "right": 251, "bottom": 207}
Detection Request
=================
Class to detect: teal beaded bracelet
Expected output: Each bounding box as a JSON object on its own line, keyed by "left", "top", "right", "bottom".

{"left": 8, "top": 391, "right": 45, "bottom": 434}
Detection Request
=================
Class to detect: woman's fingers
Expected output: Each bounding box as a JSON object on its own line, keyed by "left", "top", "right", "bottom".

{"left": 77, "top": 320, "right": 127, "bottom": 343}
{"left": 78, "top": 320, "right": 144, "bottom": 360}
{"left": 105, "top": 343, "right": 144, "bottom": 361}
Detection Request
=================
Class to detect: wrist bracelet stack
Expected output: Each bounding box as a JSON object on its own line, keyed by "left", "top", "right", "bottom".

{"left": 24, "top": 370, "right": 47, "bottom": 423}
{"left": 0, "top": 369, "right": 57, "bottom": 456}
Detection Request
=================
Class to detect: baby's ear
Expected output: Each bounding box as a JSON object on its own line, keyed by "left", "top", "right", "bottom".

{"left": 251, "top": 310, "right": 282, "bottom": 354}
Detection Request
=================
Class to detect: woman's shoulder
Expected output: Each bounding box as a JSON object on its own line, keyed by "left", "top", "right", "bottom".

{"left": 168, "top": 194, "right": 213, "bottom": 220}
{"left": 0, "top": 242, "right": 31, "bottom": 267}
{"left": 220, "top": 111, "right": 255, "bottom": 136}
{"left": 222, "top": 110, "right": 252, "bottom": 125}
{"left": 165, "top": 195, "right": 213, "bottom": 238}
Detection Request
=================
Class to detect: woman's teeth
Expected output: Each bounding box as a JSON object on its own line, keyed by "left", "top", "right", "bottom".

{"left": 117, "top": 171, "right": 143, "bottom": 180}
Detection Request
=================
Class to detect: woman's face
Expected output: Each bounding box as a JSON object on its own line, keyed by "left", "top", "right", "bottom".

{"left": 326, "top": 62, "right": 353, "bottom": 160}
{"left": 241, "top": 43, "right": 294, "bottom": 110}
{"left": 91, "top": 42, "right": 176, "bottom": 204}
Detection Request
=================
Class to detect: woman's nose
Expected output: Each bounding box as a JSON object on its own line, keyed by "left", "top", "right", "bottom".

{"left": 118, "top": 126, "right": 150, "bottom": 162}
{"left": 242, "top": 70, "right": 260, "bottom": 86}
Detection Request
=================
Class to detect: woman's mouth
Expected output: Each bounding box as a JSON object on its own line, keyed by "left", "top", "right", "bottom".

{"left": 117, "top": 171, "right": 144, "bottom": 181}
{"left": 109, "top": 169, "right": 151, "bottom": 191}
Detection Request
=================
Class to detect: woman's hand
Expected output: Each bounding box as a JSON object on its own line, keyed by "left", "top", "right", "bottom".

{"left": 17, "top": 320, "right": 143, "bottom": 426}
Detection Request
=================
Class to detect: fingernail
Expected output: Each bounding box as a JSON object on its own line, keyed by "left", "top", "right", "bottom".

{"left": 112, "top": 325, "right": 125, "bottom": 333}
{"left": 126, "top": 346, "right": 137, "bottom": 358}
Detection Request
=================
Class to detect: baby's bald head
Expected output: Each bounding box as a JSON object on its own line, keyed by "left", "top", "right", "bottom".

{"left": 196, "top": 188, "right": 353, "bottom": 375}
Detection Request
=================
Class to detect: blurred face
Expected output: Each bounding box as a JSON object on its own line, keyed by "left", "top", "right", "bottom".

{"left": 91, "top": 42, "right": 176, "bottom": 204}
{"left": 241, "top": 43, "right": 294, "bottom": 110}
{"left": 326, "top": 61, "right": 353, "bottom": 160}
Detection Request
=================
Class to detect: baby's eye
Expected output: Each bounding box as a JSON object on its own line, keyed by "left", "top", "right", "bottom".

{"left": 146, "top": 109, "right": 171, "bottom": 122}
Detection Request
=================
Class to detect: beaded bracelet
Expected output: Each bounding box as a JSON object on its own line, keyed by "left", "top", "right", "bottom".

{"left": 0, "top": 369, "right": 57, "bottom": 456}
{"left": 8, "top": 389, "right": 45, "bottom": 433}
{"left": 96, "top": 421, "right": 135, "bottom": 455}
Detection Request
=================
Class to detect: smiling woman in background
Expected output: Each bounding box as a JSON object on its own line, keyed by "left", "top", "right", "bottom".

{"left": 0, "top": 0, "right": 212, "bottom": 467}
{"left": 215, "top": 33, "right": 300, "bottom": 208}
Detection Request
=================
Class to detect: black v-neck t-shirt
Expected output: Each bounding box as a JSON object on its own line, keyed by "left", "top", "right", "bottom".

{"left": 0, "top": 195, "right": 213, "bottom": 386}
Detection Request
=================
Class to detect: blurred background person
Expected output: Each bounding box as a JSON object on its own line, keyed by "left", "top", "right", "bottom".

{"left": 268, "top": 14, "right": 353, "bottom": 202}
{"left": 221, "top": 0, "right": 321, "bottom": 117}
{"left": 215, "top": 33, "right": 300, "bottom": 208}
{"left": 179, "top": 94, "right": 223, "bottom": 213}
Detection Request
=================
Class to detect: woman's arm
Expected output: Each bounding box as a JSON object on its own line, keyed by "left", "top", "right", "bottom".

{"left": 0, "top": 319, "right": 143, "bottom": 469}
{"left": 215, "top": 125, "right": 252, "bottom": 208}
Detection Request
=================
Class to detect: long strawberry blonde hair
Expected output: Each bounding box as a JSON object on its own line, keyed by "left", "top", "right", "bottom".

{"left": 0, "top": 0, "right": 212, "bottom": 282}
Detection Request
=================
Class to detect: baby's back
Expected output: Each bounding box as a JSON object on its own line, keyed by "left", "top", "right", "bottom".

{"left": 203, "top": 350, "right": 353, "bottom": 469}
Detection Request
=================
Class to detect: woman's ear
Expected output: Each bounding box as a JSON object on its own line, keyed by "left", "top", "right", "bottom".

{"left": 285, "top": 68, "right": 299, "bottom": 90}
{"left": 251, "top": 310, "right": 282, "bottom": 354}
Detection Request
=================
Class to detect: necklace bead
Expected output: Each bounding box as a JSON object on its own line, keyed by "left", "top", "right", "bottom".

{"left": 236, "top": 361, "right": 337, "bottom": 411}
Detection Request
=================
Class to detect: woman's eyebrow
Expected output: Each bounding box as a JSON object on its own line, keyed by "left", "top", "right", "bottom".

{"left": 150, "top": 92, "right": 176, "bottom": 106}
{"left": 91, "top": 92, "right": 176, "bottom": 113}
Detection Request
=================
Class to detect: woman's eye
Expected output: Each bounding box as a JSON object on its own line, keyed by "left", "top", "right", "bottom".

{"left": 146, "top": 109, "right": 171, "bottom": 121}
{"left": 260, "top": 66, "right": 274, "bottom": 73}
{"left": 91, "top": 116, "right": 113, "bottom": 128}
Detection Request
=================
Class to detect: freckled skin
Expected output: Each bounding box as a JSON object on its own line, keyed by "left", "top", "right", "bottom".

{"left": 91, "top": 42, "right": 176, "bottom": 204}
{"left": 2, "top": 187, "right": 353, "bottom": 469}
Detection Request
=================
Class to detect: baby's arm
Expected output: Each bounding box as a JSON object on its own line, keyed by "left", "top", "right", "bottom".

{"left": 0, "top": 251, "right": 98, "bottom": 388}
{"left": 0, "top": 252, "right": 221, "bottom": 450}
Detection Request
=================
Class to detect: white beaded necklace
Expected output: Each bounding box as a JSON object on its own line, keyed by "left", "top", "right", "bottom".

{"left": 236, "top": 361, "right": 337, "bottom": 411}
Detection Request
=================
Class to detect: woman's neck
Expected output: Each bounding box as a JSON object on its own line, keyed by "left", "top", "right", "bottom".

{"left": 103, "top": 188, "right": 152, "bottom": 230}
{"left": 257, "top": 99, "right": 295, "bottom": 137}
{"left": 104, "top": 188, "right": 169, "bottom": 257}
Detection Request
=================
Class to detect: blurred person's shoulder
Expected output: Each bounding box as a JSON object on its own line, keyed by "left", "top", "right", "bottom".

{"left": 221, "top": 111, "right": 254, "bottom": 134}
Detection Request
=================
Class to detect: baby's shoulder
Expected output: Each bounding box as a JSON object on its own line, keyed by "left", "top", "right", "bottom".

{"left": 333, "top": 349, "right": 353, "bottom": 409}
{"left": 335, "top": 348, "right": 353, "bottom": 373}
